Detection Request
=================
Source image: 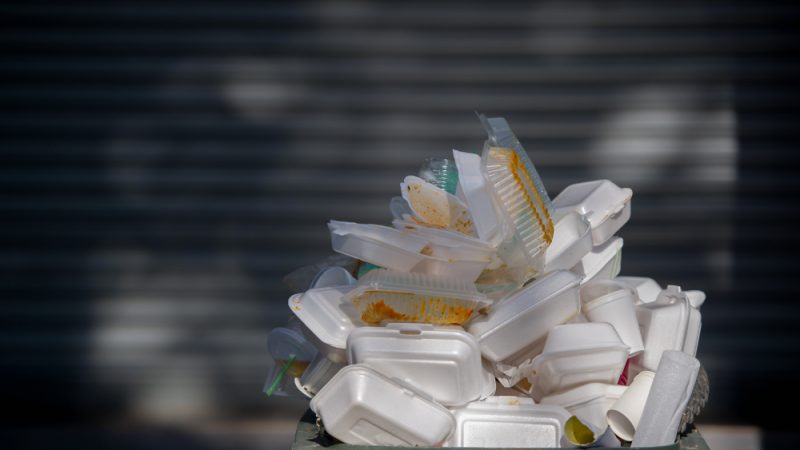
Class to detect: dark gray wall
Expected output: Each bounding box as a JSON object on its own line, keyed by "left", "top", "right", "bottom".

{"left": 1, "top": 0, "right": 799, "bottom": 441}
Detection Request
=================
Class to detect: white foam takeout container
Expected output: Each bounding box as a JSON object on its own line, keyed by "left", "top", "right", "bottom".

{"left": 345, "top": 269, "right": 492, "bottom": 326}
{"left": 288, "top": 286, "right": 358, "bottom": 363}
{"left": 581, "top": 280, "right": 645, "bottom": 356}
{"left": 530, "top": 323, "right": 629, "bottom": 400}
{"left": 544, "top": 211, "right": 593, "bottom": 272}
{"left": 634, "top": 285, "right": 703, "bottom": 372}
{"left": 310, "top": 364, "right": 455, "bottom": 447}
{"left": 347, "top": 323, "right": 494, "bottom": 407}
{"left": 452, "top": 149, "right": 504, "bottom": 245}
{"left": 540, "top": 382, "right": 627, "bottom": 430}
{"left": 329, "top": 220, "right": 489, "bottom": 282}
{"left": 615, "top": 276, "right": 663, "bottom": 305}
{"left": 446, "top": 396, "right": 571, "bottom": 448}
{"left": 571, "top": 237, "right": 623, "bottom": 285}
{"left": 401, "top": 175, "right": 476, "bottom": 237}
{"left": 553, "top": 180, "right": 632, "bottom": 246}
{"left": 468, "top": 270, "right": 582, "bottom": 363}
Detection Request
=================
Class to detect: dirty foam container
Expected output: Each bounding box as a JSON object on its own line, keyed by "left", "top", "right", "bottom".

{"left": 615, "top": 276, "right": 662, "bottom": 305}
{"left": 544, "top": 211, "right": 593, "bottom": 272}
{"left": 540, "top": 383, "right": 627, "bottom": 431}
{"left": 552, "top": 180, "right": 632, "bottom": 246}
{"left": 289, "top": 286, "right": 359, "bottom": 363}
{"left": 634, "top": 286, "right": 703, "bottom": 372}
{"left": 530, "top": 323, "right": 629, "bottom": 400}
{"left": 447, "top": 396, "right": 570, "bottom": 448}
{"left": 310, "top": 364, "right": 455, "bottom": 447}
{"left": 401, "top": 175, "right": 476, "bottom": 236}
{"left": 346, "top": 269, "right": 491, "bottom": 326}
{"left": 571, "top": 237, "right": 623, "bottom": 285}
{"left": 468, "top": 270, "right": 582, "bottom": 363}
{"left": 347, "top": 323, "right": 494, "bottom": 407}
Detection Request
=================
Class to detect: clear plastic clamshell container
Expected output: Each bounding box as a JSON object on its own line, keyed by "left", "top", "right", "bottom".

{"left": 530, "top": 323, "right": 629, "bottom": 400}
{"left": 401, "top": 175, "right": 476, "bottom": 237}
{"left": 467, "top": 270, "right": 582, "bottom": 363}
{"left": 634, "top": 285, "right": 703, "bottom": 372}
{"left": 479, "top": 114, "right": 555, "bottom": 279}
{"left": 540, "top": 383, "right": 627, "bottom": 430}
{"left": 289, "top": 286, "right": 359, "bottom": 363}
{"left": 552, "top": 180, "right": 632, "bottom": 246}
{"left": 447, "top": 396, "right": 571, "bottom": 448}
{"left": 347, "top": 323, "right": 494, "bottom": 406}
{"left": 345, "top": 269, "right": 491, "bottom": 326}
{"left": 571, "top": 237, "right": 623, "bottom": 285}
{"left": 544, "top": 211, "right": 593, "bottom": 272}
{"left": 310, "top": 364, "right": 455, "bottom": 447}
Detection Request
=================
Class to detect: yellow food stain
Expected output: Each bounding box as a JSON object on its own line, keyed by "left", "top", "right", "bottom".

{"left": 515, "top": 378, "right": 533, "bottom": 392}
{"left": 506, "top": 398, "right": 521, "bottom": 406}
{"left": 565, "top": 416, "right": 595, "bottom": 445}
{"left": 355, "top": 291, "right": 474, "bottom": 325}
{"left": 275, "top": 359, "right": 311, "bottom": 378}
{"left": 489, "top": 147, "right": 554, "bottom": 244}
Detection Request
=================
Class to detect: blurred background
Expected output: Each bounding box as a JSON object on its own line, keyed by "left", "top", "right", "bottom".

{"left": 1, "top": 1, "right": 798, "bottom": 449}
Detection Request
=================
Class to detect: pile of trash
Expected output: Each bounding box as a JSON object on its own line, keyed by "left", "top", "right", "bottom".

{"left": 267, "top": 115, "right": 707, "bottom": 448}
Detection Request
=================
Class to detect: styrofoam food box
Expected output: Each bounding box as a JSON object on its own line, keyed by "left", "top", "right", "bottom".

{"left": 347, "top": 323, "right": 494, "bottom": 406}
{"left": 401, "top": 175, "right": 476, "bottom": 236}
{"left": 530, "top": 323, "right": 629, "bottom": 400}
{"left": 544, "top": 211, "right": 593, "bottom": 272}
{"left": 540, "top": 382, "right": 627, "bottom": 430}
{"left": 330, "top": 220, "right": 489, "bottom": 281}
{"left": 329, "top": 220, "right": 429, "bottom": 272}
{"left": 289, "top": 286, "right": 358, "bottom": 363}
{"left": 571, "top": 237, "right": 623, "bottom": 285}
{"left": 346, "top": 269, "right": 491, "bottom": 326}
{"left": 447, "top": 396, "right": 571, "bottom": 448}
{"left": 452, "top": 149, "right": 504, "bottom": 245}
{"left": 634, "top": 286, "right": 703, "bottom": 372}
{"left": 310, "top": 364, "right": 455, "bottom": 447}
{"left": 552, "top": 179, "right": 632, "bottom": 246}
{"left": 468, "top": 270, "right": 582, "bottom": 363}
{"left": 615, "top": 276, "right": 662, "bottom": 305}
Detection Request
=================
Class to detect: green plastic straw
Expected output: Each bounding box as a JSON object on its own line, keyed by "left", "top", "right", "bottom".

{"left": 264, "top": 354, "right": 296, "bottom": 397}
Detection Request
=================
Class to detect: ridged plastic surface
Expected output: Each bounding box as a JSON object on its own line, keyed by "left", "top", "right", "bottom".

{"left": 345, "top": 269, "right": 490, "bottom": 325}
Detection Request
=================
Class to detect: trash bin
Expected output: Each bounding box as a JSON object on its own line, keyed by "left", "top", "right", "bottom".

{"left": 290, "top": 410, "right": 710, "bottom": 450}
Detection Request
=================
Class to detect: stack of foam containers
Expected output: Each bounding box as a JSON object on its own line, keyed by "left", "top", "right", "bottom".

{"left": 266, "top": 115, "right": 706, "bottom": 448}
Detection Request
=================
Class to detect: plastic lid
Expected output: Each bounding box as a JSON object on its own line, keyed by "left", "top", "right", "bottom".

{"left": 581, "top": 280, "right": 636, "bottom": 311}
{"left": 268, "top": 328, "right": 317, "bottom": 362}
{"left": 351, "top": 269, "right": 489, "bottom": 304}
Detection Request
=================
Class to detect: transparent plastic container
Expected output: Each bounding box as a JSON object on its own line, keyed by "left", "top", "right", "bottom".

{"left": 345, "top": 269, "right": 491, "bottom": 326}
{"left": 347, "top": 323, "right": 494, "bottom": 406}
{"left": 418, "top": 157, "right": 459, "bottom": 195}
{"left": 482, "top": 145, "right": 554, "bottom": 279}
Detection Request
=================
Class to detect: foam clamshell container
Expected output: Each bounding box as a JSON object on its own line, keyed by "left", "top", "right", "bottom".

{"left": 347, "top": 323, "right": 495, "bottom": 407}
{"left": 310, "top": 364, "right": 455, "bottom": 447}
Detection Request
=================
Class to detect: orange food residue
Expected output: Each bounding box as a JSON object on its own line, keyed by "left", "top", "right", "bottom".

{"left": 357, "top": 294, "right": 475, "bottom": 325}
